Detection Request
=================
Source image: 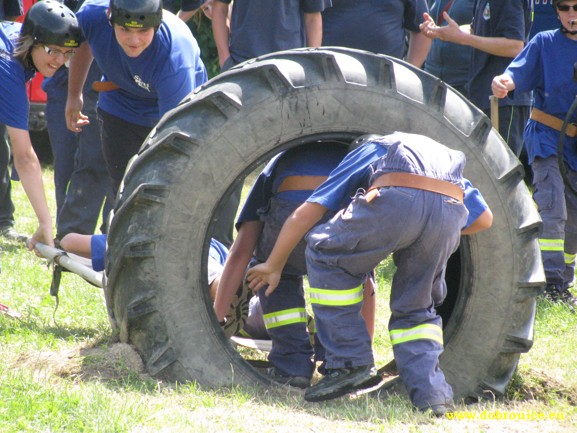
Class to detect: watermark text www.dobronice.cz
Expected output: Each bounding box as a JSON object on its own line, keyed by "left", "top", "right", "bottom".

{"left": 446, "top": 410, "right": 566, "bottom": 421}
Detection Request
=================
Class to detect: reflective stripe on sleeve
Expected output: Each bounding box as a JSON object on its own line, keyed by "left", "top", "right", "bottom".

{"left": 309, "top": 285, "right": 364, "bottom": 306}
{"left": 263, "top": 307, "right": 308, "bottom": 330}
{"left": 390, "top": 323, "right": 444, "bottom": 346}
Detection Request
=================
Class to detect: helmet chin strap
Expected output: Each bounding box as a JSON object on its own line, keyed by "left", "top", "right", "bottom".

{"left": 561, "top": 26, "right": 577, "bottom": 35}
{"left": 562, "top": 18, "right": 577, "bottom": 35}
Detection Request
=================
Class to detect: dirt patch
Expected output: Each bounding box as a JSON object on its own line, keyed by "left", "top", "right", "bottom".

{"left": 16, "top": 342, "right": 150, "bottom": 384}
{"left": 508, "top": 369, "right": 577, "bottom": 406}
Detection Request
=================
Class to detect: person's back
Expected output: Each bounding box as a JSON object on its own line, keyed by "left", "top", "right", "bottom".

{"left": 322, "top": 0, "right": 430, "bottom": 65}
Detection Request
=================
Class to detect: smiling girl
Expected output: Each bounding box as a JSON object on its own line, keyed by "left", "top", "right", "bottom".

{"left": 0, "top": 0, "right": 81, "bottom": 248}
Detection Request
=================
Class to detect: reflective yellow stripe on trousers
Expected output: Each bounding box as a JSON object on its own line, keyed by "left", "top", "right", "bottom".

{"left": 565, "top": 251, "right": 576, "bottom": 265}
{"left": 263, "top": 307, "right": 308, "bottom": 330}
{"left": 390, "top": 323, "right": 444, "bottom": 346}
{"left": 539, "top": 238, "right": 564, "bottom": 252}
{"left": 309, "top": 285, "right": 364, "bottom": 306}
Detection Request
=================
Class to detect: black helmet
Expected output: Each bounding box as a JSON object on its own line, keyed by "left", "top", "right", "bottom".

{"left": 21, "top": 1, "right": 81, "bottom": 48}
{"left": 109, "top": 0, "right": 163, "bottom": 29}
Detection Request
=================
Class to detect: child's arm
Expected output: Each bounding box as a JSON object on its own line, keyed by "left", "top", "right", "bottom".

{"left": 213, "top": 221, "right": 263, "bottom": 321}
{"left": 461, "top": 208, "right": 493, "bottom": 235}
{"left": 246, "top": 202, "right": 328, "bottom": 296}
{"left": 59, "top": 233, "right": 93, "bottom": 258}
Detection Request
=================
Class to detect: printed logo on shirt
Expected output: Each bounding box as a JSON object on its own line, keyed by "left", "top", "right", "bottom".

{"left": 133, "top": 75, "right": 150, "bottom": 92}
{"left": 483, "top": 3, "right": 491, "bottom": 20}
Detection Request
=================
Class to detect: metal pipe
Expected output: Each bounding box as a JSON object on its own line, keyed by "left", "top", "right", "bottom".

{"left": 33, "top": 242, "right": 104, "bottom": 288}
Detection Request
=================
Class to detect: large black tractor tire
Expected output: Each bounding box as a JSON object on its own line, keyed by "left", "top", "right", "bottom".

{"left": 105, "top": 48, "right": 544, "bottom": 402}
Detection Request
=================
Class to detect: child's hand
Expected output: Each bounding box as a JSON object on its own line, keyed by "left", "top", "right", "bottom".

{"left": 491, "top": 74, "right": 512, "bottom": 99}
{"left": 246, "top": 262, "right": 282, "bottom": 296}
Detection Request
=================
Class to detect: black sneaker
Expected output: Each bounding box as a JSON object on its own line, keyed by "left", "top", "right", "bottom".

{"left": 266, "top": 367, "right": 310, "bottom": 389}
{"left": 559, "top": 289, "right": 577, "bottom": 310}
{"left": 304, "top": 364, "right": 379, "bottom": 402}
{"left": 543, "top": 285, "right": 562, "bottom": 302}
{"left": 419, "top": 400, "right": 455, "bottom": 418}
{"left": 544, "top": 285, "right": 576, "bottom": 310}
{"left": 0, "top": 225, "right": 20, "bottom": 241}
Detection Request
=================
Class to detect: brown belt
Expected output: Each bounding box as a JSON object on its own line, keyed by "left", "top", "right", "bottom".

{"left": 277, "top": 175, "right": 328, "bottom": 192}
{"left": 530, "top": 107, "right": 577, "bottom": 138}
{"left": 92, "top": 81, "right": 120, "bottom": 92}
{"left": 367, "top": 172, "right": 463, "bottom": 203}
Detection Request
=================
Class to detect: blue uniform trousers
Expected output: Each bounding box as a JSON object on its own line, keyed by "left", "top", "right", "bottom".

{"left": 45, "top": 64, "right": 113, "bottom": 237}
{"left": 254, "top": 197, "right": 314, "bottom": 378}
{"left": 306, "top": 186, "right": 467, "bottom": 409}
{"left": 0, "top": 125, "right": 14, "bottom": 228}
{"left": 532, "top": 156, "right": 577, "bottom": 289}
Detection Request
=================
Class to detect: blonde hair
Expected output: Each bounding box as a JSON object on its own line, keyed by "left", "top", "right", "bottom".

{"left": 12, "top": 34, "right": 36, "bottom": 69}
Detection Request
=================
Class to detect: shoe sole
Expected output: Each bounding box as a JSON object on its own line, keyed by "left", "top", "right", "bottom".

{"left": 305, "top": 374, "right": 382, "bottom": 402}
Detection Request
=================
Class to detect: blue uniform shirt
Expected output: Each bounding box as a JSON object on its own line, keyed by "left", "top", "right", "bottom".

{"left": 307, "top": 132, "right": 488, "bottom": 230}
{"left": 216, "top": 0, "right": 331, "bottom": 64}
{"left": 530, "top": 1, "right": 558, "bottom": 39}
{"left": 237, "top": 143, "right": 349, "bottom": 228}
{"left": 505, "top": 29, "right": 577, "bottom": 171}
{"left": 0, "top": 21, "right": 35, "bottom": 130}
{"left": 468, "top": 0, "right": 533, "bottom": 109}
{"left": 77, "top": 0, "right": 208, "bottom": 127}
{"left": 322, "top": 0, "right": 428, "bottom": 57}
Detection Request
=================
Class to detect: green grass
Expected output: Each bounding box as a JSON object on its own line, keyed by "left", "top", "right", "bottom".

{"left": 1, "top": 166, "right": 576, "bottom": 432}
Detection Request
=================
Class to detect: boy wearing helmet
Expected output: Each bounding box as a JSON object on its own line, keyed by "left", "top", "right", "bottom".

{"left": 65, "top": 0, "right": 207, "bottom": 199}
{"left": 492, "top": 0, "right": 577, "bottom": 307}
{"left": 0, "top": 0, "right": 82, "bottom": 248}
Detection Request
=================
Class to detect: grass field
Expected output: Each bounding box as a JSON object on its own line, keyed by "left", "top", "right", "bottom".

{"left": 1, "top": 166, "right": 576, "bottom": 432}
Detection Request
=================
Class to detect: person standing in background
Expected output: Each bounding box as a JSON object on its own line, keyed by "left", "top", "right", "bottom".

{"left": 321, "top": 0, "right": 431, "bottom": 68}
{"left": 1, "top": 0, "right": 83, "bottom": 248}
{"left": 421, "top": 0, "right": 533, "bottom": 158}
{"left": 0, "top": 0, "right": 24, "bottom": 240}
{"left": 424, "top": 0, "right": 475, "bottom": 95}
{"left": 211, "top": 0, "right": 330, "bottom": 70}
{"left": 42, "top": 0, "right": 112, "bottom": 241}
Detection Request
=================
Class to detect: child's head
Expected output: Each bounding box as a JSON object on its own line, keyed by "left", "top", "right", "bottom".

{"left": 16, "top": 0, "right": 81, "bottom": 75}
{"left": 108, "top": 0, "right": 163, "bottom": 57}
{"left": 554, "top": 0, "right": 577, "bottom": 35}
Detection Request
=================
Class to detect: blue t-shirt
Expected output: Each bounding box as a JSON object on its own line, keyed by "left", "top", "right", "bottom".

{"left": 90, "top": 234, "right": 107, "bottom": 271}
{"left": 468, "top": 0, "right": 533, "bottom": 109}
{"left": 307, "top": 132, "right": 488, "bottom": 229}
{"left": 424, "top": 0, "right": 474, "bottom": 91}
{"left": 77, "top": 0, "right": 208, "bottom": 127}
{"left": 91, "top": 234, "right": 227, "bottom": 283}
{"left": 0, "top": 21, "right": 35, "bottom": 130}
{"left": 322, "top": 0, "right": 428, "bottom": 58}
{"left": 505, "top": 29, "right": 577, "bottom": 170}
{"left": 237, "top": 142, "right": 349, "bottom": 228}
{"left": 216, "top": 0, "right": 331, "bottom": 64}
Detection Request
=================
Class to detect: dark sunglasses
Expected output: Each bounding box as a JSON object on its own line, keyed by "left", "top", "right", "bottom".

{"left": 557, "top": 4, "right": 577, "bottom": 12}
